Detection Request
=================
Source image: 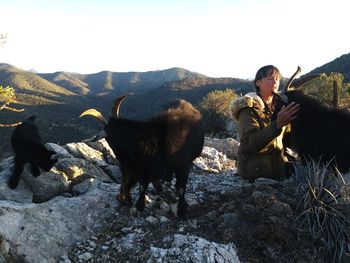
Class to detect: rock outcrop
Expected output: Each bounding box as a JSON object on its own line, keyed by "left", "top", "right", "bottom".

{"left": 0, "top": 137, "right": 242, "bottom": 262}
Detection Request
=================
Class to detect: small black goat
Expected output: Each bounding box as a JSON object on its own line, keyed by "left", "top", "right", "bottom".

{"left": 275, "top": 67, "right": 350, "bottom": 172}
{"left": 9, "top": 116, "right": 57, "bottom": 189}
{"left": 80, "top": 96, "right": 204, "bottom": 217}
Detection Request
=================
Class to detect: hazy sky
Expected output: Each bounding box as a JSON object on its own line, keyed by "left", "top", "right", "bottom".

{"left": 1, "top": 0, "right": 349, "bottom": 79}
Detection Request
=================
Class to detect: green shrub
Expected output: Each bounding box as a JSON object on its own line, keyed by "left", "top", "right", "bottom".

{"left": 0, "top": 85, "right": 15, "bottom": 102}
{"left": 0, "top": 85, "right": 24, "bottom": 127}
{"left": 197, "top": 88, "right": 237, "bottom": 135}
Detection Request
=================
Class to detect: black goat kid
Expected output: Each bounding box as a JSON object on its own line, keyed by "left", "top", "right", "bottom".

{"left": 80, "top": 96, "right": 205, "bottom": 217}
{"left": 9, "top": 116, "right": 57, "bottom": 189}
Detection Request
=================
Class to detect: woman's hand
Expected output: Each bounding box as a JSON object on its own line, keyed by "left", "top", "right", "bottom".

{"left": 276, "top": 102, "right": 300, "bottom": 129}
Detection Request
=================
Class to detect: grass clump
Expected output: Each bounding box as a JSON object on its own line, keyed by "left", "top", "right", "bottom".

{"left": 284, "top": 160, "right": 350, "bottom": 263}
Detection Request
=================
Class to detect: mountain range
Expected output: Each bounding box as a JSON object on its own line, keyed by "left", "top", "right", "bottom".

{"left": 0, "top": 52, "right": 349, "bottom": 158}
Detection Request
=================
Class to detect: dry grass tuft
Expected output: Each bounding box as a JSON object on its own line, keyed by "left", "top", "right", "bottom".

{"left": 284, "top": 160, "right": 350, "bottom": 263}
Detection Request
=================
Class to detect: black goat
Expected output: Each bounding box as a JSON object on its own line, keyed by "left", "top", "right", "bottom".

{"left": 9, "top": 116, "right": 57, "bottom": 189}
{"left": 80, "top": 96, "right": 205, "bottom": 217}
{"left": 275, "top": 67, "right": 350, "bottom": 172}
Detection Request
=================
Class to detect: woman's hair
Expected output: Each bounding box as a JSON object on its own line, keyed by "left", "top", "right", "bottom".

{"left": 254, "top": 65, "right": 281, "bottom": 92}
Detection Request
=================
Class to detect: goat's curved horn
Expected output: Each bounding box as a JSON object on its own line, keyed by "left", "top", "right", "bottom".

{"left": 282, "top": 66, "right": 302, "bottom": 93}
{"left": 111, "top": 95, "right": 128, "bottom": 117}
{"left": 290, "top": 73, "right": 323, "bottom": 89}
{"left": 79, "top": 109, "right": 108, "bottom": 126}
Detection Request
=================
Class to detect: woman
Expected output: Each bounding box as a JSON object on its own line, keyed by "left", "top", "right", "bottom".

{"left": 230, "top": 65, "right": 299, "bottom": 182}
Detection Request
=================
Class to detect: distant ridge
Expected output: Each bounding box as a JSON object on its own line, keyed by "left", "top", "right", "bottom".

{"left": 122, "top": 76, "right": 254, "bottom": 119}
{"left": 38, "top": 71, "right": 90, "bottom": 95}
{"left": 309, "top": 53, "right": 350, "bottom": 82}
{"left": 0, "top": 64, "right": 79, "bottom": 103}
{"left": 0, "top": 65, "right": 209, "bottom": 158}
{"left": 0, "top": 63, "right": 22, "bottom": 72}
{"left": 39, "top": 67, "right": 204, "bottom": 96}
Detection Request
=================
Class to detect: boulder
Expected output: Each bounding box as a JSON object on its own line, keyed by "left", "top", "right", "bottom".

{"left": 0, "top": 183, "right": 119, "bottom": 262}
{"left": 148, "top": 234, "right": 241, "bottom": 263}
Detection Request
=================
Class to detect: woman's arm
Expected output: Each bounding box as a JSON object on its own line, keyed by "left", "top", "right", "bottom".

{"left": 238, "top": 108, "right": 282, "bottom": 153}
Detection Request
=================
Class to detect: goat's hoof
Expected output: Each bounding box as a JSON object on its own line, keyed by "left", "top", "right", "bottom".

{"left": 177, "top": 203, "right": 188, "bottom": 219}
{"left": 8, "top": 179, "right": 19, "bottom": 189}
{"left": 117, "top": 194, "right": 132, "bottom": 206}
{"left": 135, "top": 200, "right": 145, "bottom": 212}
{"left": 152, "top": 181, "right": 163, "bottom": 194}
{"left": 177, "top": 209, "right": 187, "bottom": 219}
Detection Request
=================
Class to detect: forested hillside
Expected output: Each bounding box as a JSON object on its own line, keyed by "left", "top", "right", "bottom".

{"left": 0, "top": 65, "right": 244, "bottom": 158}
{"left": 309, "top": 53, "right": 350, "bottom": 82}
{"left": 1, "top": 53, "right": 350, "bottom": 159}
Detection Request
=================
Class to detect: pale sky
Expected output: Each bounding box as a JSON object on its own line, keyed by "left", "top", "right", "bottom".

{"left": 0, "top": 0, "right": 349, "bottom": 79}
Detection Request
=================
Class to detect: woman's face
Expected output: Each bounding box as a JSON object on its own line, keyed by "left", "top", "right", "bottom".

{"left": 256, "top": 71, "right": 280, "bottom": 96}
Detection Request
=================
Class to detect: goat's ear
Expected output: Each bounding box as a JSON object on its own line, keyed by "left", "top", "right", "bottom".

{"left": 91, "top": 130, "right": 107, "bottom": 142}
{"left": 111, "top": 95, "right": 128, "bottom": 117}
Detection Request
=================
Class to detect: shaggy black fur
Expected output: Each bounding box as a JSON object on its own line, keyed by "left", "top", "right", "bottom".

{"left": 276, "top": 90, "right": 350, "bottom": 172}
{"left": 9, "top": 116, "right": 57, "bottom": 189}
{"left": 103, "top": 99, "right": 204, "bottom": 217}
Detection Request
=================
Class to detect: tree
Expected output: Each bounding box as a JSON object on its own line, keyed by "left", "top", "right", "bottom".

{"left": 300, "top": 72, "right": 350, "bottom": 108}
{"left": 0, "top": 85, "right": 24, "bottom": 127}
{"left": 198, "top": 88, "right": 237, "bottom": 135}
{"left": 0, "top": 33, "right": 25, "bottom": 127}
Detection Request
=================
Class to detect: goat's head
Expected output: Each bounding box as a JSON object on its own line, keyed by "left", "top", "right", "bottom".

{"left": 273, "top": 66, "right": 323, "bottom": 104}
{"left": 38, "top": 149, "right": 58, "bottom": 171}
{"left": 79, "top": 95, "right": 128, "bottom": 141}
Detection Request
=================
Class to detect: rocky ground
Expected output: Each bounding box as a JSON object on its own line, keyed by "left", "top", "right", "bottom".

{"left": 65, "top": 174, "right": 324, "bottom": 263}
{"left": 1, "top": 137, "right": 349, "bottom": 263}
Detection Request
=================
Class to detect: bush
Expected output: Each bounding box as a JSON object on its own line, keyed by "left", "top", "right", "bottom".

{"left": 0, "top": 85, "right": 24, "bottom": 127}
{"left": 0, "top": 85, "right": 15, "bottom": 102}
{"left": 197, "top": 88, "right": 237, "bottom": 135}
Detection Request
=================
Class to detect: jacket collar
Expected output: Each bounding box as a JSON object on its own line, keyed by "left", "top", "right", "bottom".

{"left": 244, "top": 92, "right": 265, "bottom": 108}
{"left": 230, "top": 92, "right": 265, "bottom": 121}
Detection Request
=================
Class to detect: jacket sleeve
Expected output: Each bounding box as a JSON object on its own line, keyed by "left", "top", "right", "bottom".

{"left": 238, "top": 108, "right": 282, "bottom": 153}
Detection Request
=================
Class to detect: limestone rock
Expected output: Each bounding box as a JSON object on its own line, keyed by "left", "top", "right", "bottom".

{"left": 0, "top": 183, "right": 119, "bottom": 262}
{"left": 148, "top": 234, "right": 241, "bottom": 263}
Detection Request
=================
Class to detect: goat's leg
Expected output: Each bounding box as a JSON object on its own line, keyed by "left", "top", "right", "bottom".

{"left": 151, "top": 178, "right": 163, "bottom": 194}
{"left": 31, "top": 164, "right": 41, "bottom": 177}
{"left": 8, "top": 158, "right": 25, "bottom": 189}
{"left": 135, "top": 178, "right": 149, "bottom": 212}
{"left": 117, "top": 174, "right": 137, "bottom": 206}
{"left": 175, "top": 165, "right": 189, "bottom": 218}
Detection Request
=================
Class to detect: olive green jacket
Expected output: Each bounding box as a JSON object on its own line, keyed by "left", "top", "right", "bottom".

{"left": 230, "top": 92, "right": 290, "bottom": 181}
